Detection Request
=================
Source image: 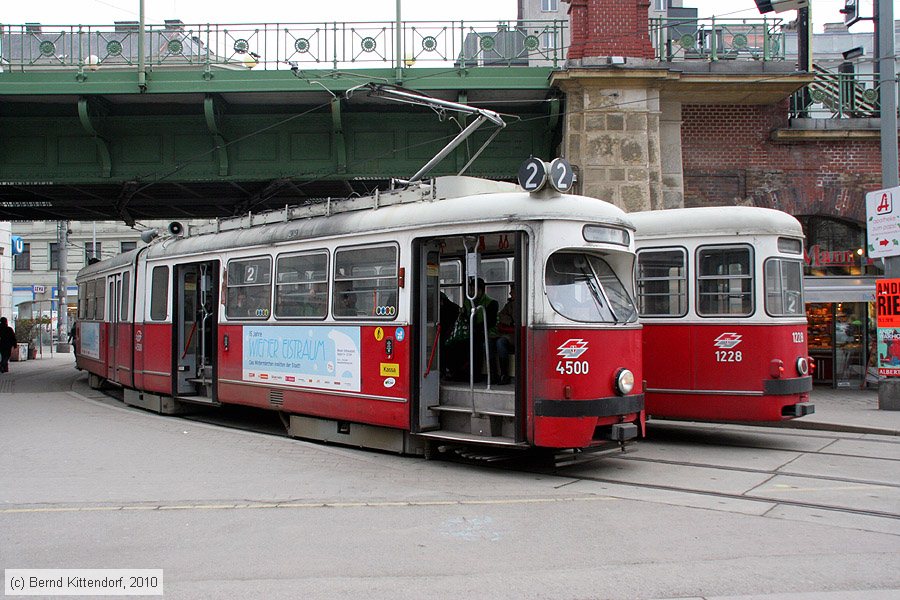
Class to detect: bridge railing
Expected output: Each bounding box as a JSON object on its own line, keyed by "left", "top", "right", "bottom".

{"left": 649, "top": 16, "right": 785, "bottom": 62}
{"left": 0, "top": 20, "right": 569, "bottom": 72}
{"left": 789, "top": 64, "right": 884, "bottom": 119}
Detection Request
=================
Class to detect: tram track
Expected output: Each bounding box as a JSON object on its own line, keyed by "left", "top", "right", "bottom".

{"left": 548, "top": 468, "right": 900, "bottom": 522}
{"left": 93, "top": 386, "right": 900, "bottom": 525}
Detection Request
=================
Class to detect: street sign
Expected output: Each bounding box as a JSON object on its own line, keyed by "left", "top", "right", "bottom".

{"left": 876, "top": 278, "right": 900, "bottom": 376}
{"left": 866, "top": 186, "right": 900, "bottom": 258}
{"left": 33, "top": 285, "right": 46, "bottom": 294}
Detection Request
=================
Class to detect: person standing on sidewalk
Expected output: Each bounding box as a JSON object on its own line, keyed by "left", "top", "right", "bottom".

{"left": 0, "top": 317, "right": 17, "bottom": 373}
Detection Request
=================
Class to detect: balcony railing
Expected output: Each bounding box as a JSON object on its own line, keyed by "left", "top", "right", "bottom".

{"left": 790, "top": 65, "right": 884, "bottom": 119}
{"left": 0, "top": 20, "right": 569, "bottom": 72}
{"left": 649, "top": 16, "right": 785, "bottom": 62}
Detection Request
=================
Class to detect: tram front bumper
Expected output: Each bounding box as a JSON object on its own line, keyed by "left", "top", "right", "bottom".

{"left": 782, "top": 402, "right": 815, "bottom": 418}
{"left": 609, "top": 422, "right": 638, "bottom": 442}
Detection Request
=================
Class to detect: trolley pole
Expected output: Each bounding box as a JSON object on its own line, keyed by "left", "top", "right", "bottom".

{"left": 56, "top": 220, "right": 70, "bottom": 354}
{"left": 877, "top": 0, "right": 899, "bottom": 409}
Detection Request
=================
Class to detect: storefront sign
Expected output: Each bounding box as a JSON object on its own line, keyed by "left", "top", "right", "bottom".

{"left": 875, "top": 278, "right": 900, "bottom": 376}
{"left": 866, "top": 186, "right": 900, "bottom": 259}
{"left": 804, "top": 245, "right": 864, "bottom": 268}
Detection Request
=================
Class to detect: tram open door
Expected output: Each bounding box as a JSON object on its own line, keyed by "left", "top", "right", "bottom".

{"left": 173, "top": 260, "right": 219, "bottom": 403}
{"left": 413, "top": 234, "right": 525, "bottom": 449}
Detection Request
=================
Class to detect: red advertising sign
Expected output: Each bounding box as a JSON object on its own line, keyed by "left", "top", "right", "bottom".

{"left": 876, "top": 279, "right": 900, "bottom": 376}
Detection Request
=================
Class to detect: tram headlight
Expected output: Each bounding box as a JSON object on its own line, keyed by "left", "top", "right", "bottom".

{"left": 796, "top": 356, "right": 809, "bottom": 376}
{"left": 614, "top": 368, "right": 635, "bottom": 396}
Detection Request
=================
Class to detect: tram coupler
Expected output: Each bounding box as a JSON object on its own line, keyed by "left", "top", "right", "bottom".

{"left": 609, "top": 423, "right": 637, "bottom": 444}
{"left": 783, "top": 402, "right": 815, "bottom": 417}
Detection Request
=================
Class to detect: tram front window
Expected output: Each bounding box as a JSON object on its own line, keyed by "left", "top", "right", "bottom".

{"left": 545, "top": 252, "right": 637, "bottom": 323}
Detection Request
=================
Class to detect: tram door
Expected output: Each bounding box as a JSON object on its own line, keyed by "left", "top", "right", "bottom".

{"left": 105, "top": 274, "right": 124, "bottom": 382}
{"left": 173, "top": 261, "right": 219, "bottom": 398}
{"left": 414, "top": 241, "right": 442, "bottom": 431}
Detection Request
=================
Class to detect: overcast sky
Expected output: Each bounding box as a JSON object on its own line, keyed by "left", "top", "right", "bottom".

{"left": 0, "top": 1, "right": 888, "bottom": 32}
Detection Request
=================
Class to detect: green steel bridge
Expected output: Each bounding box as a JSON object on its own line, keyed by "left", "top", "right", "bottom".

{"left": 0, "top": 16, "right": 833, "bottom": 222}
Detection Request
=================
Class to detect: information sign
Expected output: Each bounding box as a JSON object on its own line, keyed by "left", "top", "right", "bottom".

{"left": 866, "top": 186, "right": 900, "bottom": 258}
{"left": 875, "top": 278, "right": 900, "bottom": 376}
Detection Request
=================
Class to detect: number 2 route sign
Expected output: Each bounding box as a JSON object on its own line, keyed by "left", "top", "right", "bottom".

{"left": 867, "top": 186, "right": 900, "bottom": 259}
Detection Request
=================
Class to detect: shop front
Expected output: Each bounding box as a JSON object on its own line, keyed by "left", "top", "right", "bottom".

{"left": 800, "top": 216, "right": 878, "bottom": 389}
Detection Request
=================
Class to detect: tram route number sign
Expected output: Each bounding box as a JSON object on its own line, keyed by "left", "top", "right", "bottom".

{"left": 875, "top": 278, "right": 900, "bottom": 376}
{"left": 866, "top": 186, "right": 900, "bottom": 259}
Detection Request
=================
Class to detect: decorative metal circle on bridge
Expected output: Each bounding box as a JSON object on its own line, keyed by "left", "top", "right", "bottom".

{"left": 811, "top": 89, "right": 826, "bottom": 102}
{"left": 295, "top": 38, "right": 310, "bottom": 53}
{"left": 524, "top": 35, "right": 540, "bottom": 51}
{"left": 732, "top": 34, "right": 748, "bottom": 49}
{"left": 39, "top": 41, "right": 56, "bottom": 57}
{"left": 480, "top": 36, "right": 496, "bottom": 51}
{"left": 106, "top": 40, "right": 123, "bottom": 56}
{"left": 422, "top": 36, "right": 437, "bottom": 52}
{"left": 863, "top": 89, "right": 878, "bottom": 102}
{"left": 233, "top": 39, "right": 249, "bottom": 54}
{"left": 678, "top": 34, "right": 694, "bottom": 49}
{"left": 167, "top": 39, "right": 184, "bottom": 55}
{"left": 361, "top": 37, "right": 377, "bottom": 52}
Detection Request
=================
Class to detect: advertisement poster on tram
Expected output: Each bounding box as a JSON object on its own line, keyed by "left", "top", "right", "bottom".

{"left": 875, "top": 279, "right": 900, "bottom": 376}
{"left": 242, "top": 325, "right": 361, "bottom": 391}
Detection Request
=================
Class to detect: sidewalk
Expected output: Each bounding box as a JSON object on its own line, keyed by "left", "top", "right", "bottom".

{"left": 3, "top": 351, "right": 899, "bottom": 437}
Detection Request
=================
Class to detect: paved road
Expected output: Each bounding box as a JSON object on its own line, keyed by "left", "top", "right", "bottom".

{"left": 1, "top": 358, "right": 898, "bottom": 599}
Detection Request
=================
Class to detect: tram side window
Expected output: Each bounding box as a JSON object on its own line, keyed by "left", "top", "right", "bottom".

{"left": 77, "top": 283, "right": 86, "bottom": 319}
{"left": 440, "top": 260, "right": 463, "bottom": 306}
{"left": 95, "top": 278, "right": 105, "bottom": 321}
{"left": 697, "top": 246, "right": 753, "bottom": 317}
{"left": 150, "top": 266, "right": 169, "bottom": 321}
{"left": 121, "top": 272, "right": 130, "bottom": 320}
{"left": 636, "top": 249, "right": 687, "bottom": 317}
{"left": 334, "top": 245, "right": 398, "bottom": 319}
{"left": 275, "top": 252, "right": 328, "bottom": 319}
{"left": 226, "top": 257, "right": 272, "bottom": 319}
{"left": 765, "top": 258, "right": 803, "bottom": 316}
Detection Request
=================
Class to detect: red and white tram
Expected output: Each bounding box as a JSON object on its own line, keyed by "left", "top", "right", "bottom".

{"left": 630, "top": 206, "right": 814, "bottom": 422}
{"left": 75, "top": 176, "right": 644, "bottom": 455}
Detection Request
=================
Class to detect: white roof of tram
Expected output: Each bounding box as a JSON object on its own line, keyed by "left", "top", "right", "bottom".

{"left": 78, "top": 176, "right": 636, "bottom": 278}
{"left": 628, "top": 206, "right": 804, "bottom": 241}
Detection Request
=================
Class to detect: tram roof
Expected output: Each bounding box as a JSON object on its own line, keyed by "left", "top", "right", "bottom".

{"left": 78, "top": 176, "right": 634, "bottom": 278}
{"left": 628, "top": 206, "right": 803, "bottom": 241}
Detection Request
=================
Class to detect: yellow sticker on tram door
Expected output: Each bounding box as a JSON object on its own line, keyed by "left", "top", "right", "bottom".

{"left": 374, "top": 327, "right": 384, "bottom": 341}
{"left": 380, "top": 363, "right": 400, "bottom": 377}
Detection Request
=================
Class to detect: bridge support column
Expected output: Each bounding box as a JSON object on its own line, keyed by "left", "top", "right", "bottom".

{"left": 554, "top": 71, "right": 681, "bottom": 211}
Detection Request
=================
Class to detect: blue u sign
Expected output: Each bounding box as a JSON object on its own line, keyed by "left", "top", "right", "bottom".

{"left": 10, "top": 236, "right": 24, "bottom": 255}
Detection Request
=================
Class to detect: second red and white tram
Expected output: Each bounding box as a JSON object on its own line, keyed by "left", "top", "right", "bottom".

{"left": 75, "top": 176, "right": 645, "bottom": 455}
{"left": 630, "top": 206, "right": 814, "bottom": 422}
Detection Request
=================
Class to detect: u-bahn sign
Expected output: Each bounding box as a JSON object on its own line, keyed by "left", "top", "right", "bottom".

{"left": 10, "top": 236, "right": 24, "bottom": 255}
{"left": 866, "top": 186, "right": 900, "bottom": 259}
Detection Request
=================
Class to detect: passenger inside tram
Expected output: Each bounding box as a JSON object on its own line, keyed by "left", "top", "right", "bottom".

{"left": 445, "top": 277, "right": 498, "bottom": 382}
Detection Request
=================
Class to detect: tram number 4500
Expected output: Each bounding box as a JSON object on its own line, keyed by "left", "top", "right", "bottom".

{"left": 556, "top": 360, "right": 590, "bottom": 375}
{"left": 715, "top": 350, "right": 743, "bottom": 362}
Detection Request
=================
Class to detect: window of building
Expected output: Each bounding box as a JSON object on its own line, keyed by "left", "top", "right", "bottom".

{"left": 121, "top": 241, "right": 137, "bottom": 254}
{"left": 150, "top": 266, "right": 169, "bottom": 321}
{"left": 85, "top": 242, "right": 101, "bottom": 265}
{"left": 637, "top": 248, "right": 688, "bottom": 317}
{"left": 541, "top": 0, "right": 559, "bottom": 12}
{"left": 50, "top": 242, "right": 60, "bottom": 271}
{"left": 697, "top": 245, "right": 754, "bottom": 316}
{"left": 275, "top": 251, "right": 329, "bottom": 319}
{"left": 798, "top": 216, "right": 871, "bottom": 276}
{"left": 333, "top": 245, "right": 398, "bottom": 319}
{"left": 14, "top": 243, "right": 31, "bottom": 271}
{"left": 765, "top": 258, "right": 804, "bottom": 316}
{"left": 226, "top": 257, "right": 272, "bottom": 320}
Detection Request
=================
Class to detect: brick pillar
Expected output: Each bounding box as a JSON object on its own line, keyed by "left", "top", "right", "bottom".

{"left": 564, "top": 0, "right": 654, "bottom": 63}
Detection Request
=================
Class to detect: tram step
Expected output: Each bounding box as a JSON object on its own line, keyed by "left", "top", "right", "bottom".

{"left": 175, "top": 395, "right": 219, "bottom": 406}
{"left": 414, "top": 430, "right": 527, "bottom": 448}
{"left": 439, "top": 385, "right": 514, "bottom": 415}
{"left": 428, "top": 404, "right": 514, "bottom": 418}
{"left": 187, "top": 378, "right": 213, "bottom": 386}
